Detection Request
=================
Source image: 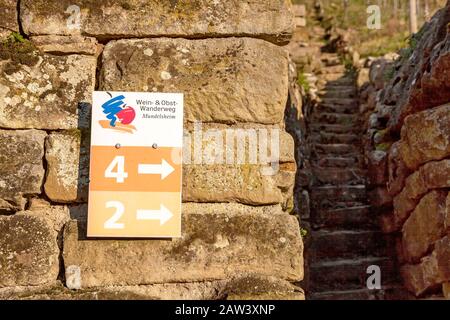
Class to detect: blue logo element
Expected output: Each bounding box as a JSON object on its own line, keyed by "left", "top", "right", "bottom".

{"left": 102, "top": 95, "right": 126, "bottom": 127}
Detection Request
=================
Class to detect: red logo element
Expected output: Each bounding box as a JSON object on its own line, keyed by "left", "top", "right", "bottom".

{"left": 117, "top": 106, "right": 136, "bottom": 125}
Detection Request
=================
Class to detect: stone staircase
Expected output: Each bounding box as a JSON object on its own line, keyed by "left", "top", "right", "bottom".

{"left": 306, "top": 52, "right": 404, "bottom": 300}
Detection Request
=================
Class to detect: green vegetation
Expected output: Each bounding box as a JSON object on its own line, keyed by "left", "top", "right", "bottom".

{"left": 384, "top": 65, "right": 395, "bottom": 81}
{"left": 292, "top": 0, "right": 446, "bottom": 58}
{"left": 297, "top": 71, "right": 310, "bottom": 92}
{"left": 375, "top": 143, "right": 392, "bottom": 152}
{"left": 0, "top": 32, "right": 38, "bottom": 67}
{"left": 300, "top": 227, "right": 308, "bottom": 238}
{"left": 8, "top": 32, "right": 26, "bottom": 43}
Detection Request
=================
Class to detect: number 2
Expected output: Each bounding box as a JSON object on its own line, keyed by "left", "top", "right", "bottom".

{"left": 105, "top": 156, "right": 128, "bottom": 183}
{"left": 104, "top": 201, "right": 125, "bottom": 229}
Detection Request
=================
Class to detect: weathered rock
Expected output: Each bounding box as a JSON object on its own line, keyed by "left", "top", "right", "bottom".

{"left": 444, "top": 282, "right": 450, "bottom": 299}
{"left": 0, "top": 130, "right": 46, "bottom": 211}
{"left": 30, "top": 35, "right": 99, "bottom": 55}
{"left": 221, "top": 275, "right": 304, "bottom": 300}
{"left": 0, "top": 0, "right": 18, "bottom": 39}
{"left": 21, "top": 0, "right": 294, "bottom": 45}
{"left": 0, "top": 44, "right": 96, "bottom": 129}
{"left": 399, "top": 104, "right": 450, "bottom": 170}
{"left": 379, "top": 212, "right": 397, "bottom": 234}
{"left": 393, "top": 159, "right": 450, "bottom": 227}
{"left": 369, "top": 187, "right": 392, "bottom": 208}
{"left": 63, "top": 212, "right": 303, "bottom": 288}
{"left": 387, "top": 142, "right": 411, "bottom": 196}
{"left": 446, "top": 193, "right": 450, "bottom": 233}
{"left": 369, "top": 58, "right": 393, "bottom": 90}
{"left": 25, "top": 204, "right": 70, "bottom": 236}
{"left": 0, "top": 214, "right": 59, "bottom": 287}
{"left": 401, "top": 236, "right": 450, "bottom": 296}
{"left": 1, "top": 275, "right": 305, "bottom": 300}
{"left": 402, "top": 191, "right": 447, "bottom": 263}
{"left": 0, "top": 280, "right": 226, "bottom": 300}
{"left": 100, "top": 37, "right": 289, "bottom": 125}
{"left": 44, "top": 131, "right": 89, "bottom": 203}
{"left": 357, "top": 68, "right": 369, "bottom": 89}
{"left": 182, "top": 202, "right": 284, "bottom": 216}
{"left": 183, "top": 164, "right": 292, "bottom": 205}
{"left": 183, "top": 123, "right": 295, "bottom": 164}
{"left": 435, "top": 236, "right": 450, "bottom": 280}
{"left": 367, "top": 150, "right": 387, "bottom": 186}
{"left": 401, "top": 256, "right": 440, "bottom": 297}
{"left": 386, "top": 7, "right": 450, "bottom": 132}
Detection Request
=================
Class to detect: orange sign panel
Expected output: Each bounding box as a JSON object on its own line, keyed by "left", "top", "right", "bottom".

{"left": 87, "top": 91, "right": 184, "bottom": 238}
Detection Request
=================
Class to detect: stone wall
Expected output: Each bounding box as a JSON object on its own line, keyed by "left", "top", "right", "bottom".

{"left": 0, "top": 0, "right": 305, "bottom": 299}
{"left": 361, "top": 1, "right": 450, "bottom": 299}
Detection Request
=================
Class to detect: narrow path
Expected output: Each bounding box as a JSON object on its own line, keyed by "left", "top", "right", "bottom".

{"left": 305, "top": 47, "right": 402, "bottom": 300}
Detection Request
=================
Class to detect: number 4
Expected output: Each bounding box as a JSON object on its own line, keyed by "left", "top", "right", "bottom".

{"left": 105, "top": 156, "right": 128, "bottom": 183}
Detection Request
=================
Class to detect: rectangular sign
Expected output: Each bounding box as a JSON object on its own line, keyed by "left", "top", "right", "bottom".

{"left": 87, "top": 91, "right": 183, "bottom": 238}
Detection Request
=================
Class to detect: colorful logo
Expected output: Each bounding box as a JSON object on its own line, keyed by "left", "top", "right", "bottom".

{"left": 99, "top": 94, "right": 137, "bottom": 134}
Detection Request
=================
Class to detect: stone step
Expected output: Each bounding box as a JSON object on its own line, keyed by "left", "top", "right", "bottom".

{"left": 320, "top": 73, "right": 351, "bottom": 82}
{"left": 320, "top": 54, "right": 340, "bottom": 66}
{"left": 311, "top": 132, "right": 360, "bottom": 145}
{"left": 315, "top": 103, "right": 358, "bottom": 114}
{"left": 310, "top": 230, "right": 390, "bottom": 261}
{"left": 309, "top": 257, "right": 398, "bottom": 292}
{"left": 312, "top": 112, "right": 358, "bottom": 125}
{"left": 318, "top": 88, "right": 356, "bottom": 99}
{"left": 319, "top": 65, "right": 346, "bottom": 74}
{"left": 318, "top": 77, "right": 355, "bottom": 88}
{"left": 314, "top": 143, "right": 361, "bottom": 156}
{"left": 311, "top": 205, "right": 376, "bottom": 229}
{"left": 311, "top": 185, "right": 366, "bottom": 201}
{"left": 313, "top": 156, "right": 363, "bottom": 168}
{"left": 312, "top": 167, "right": 366, "bottom": 185}
{"left": 320, "top": 97, "right": 358, "bottom": 106}
{"left": 321, "top": 82, "right": 356, "bottom": 90}
{"left": 310, "top": 123, "right": 361, "bottom": 134}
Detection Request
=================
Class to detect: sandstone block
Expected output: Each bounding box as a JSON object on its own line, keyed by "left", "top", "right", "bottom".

{"left": 0, "top": 130, "right": 46, "bottom": 211}
{"left": 402, "top": 190, "right": 447, "bottom": 263}
{"left": 183, "top": 123, "right": 296, "bottom": 164}
{"left": 44, "top": 131, "right": 89, "bottom": 203}
{"left": 30, "top": 35, "right": 99, "bottom": 55}
{"left": 369, "top": 187, "right": 392, "bottom": 208}
{"left": 0, "top": 0, "right": 18, "bottom": 39}
{"left": 63, "top": 212, "right": 303, "bottom": 288}
{"left": 21, "top": 0, "right": 294, "bottom": 45}
{"left": 389, "top": 30, "right": 450, "bottom": 133}
{"left": 0, "top": 214, "right": 59, "bottom": 287}
{"left": 100, "top": 37, "right": 289, "bottom": 125}
{"left": 394, "top": 159, "right": 450, "bottom": 227}
{"left": 444, "top": 282, "right": 450, "bottom": 299}
{"left": 399, "top": 104, "right": 450, "bottom": 170}
{"left": 387, "top": 142, "right": 410, "bottom": 196}
{"left": 401, "top": 256, "right": 439, "bottom": 297}
{"left": 0, "top": 44, "right": 96, "bottom": 129}
{"left": 401, "top": 236, "right": 450, "bottom": 296}
{"left": 182, "top": 164, "right": 290, "bottom": 205}
{"left": 435, "top": 237, "right": 450, "bottom": 280}
{"left": 182, "top": 202, "right": 284, "bottom": 216}
{"left": 1, "top": 275, "right": 305, "bottom": 300}
{"left": 0, "top": 281, "right": 225, "bottom": 300}
{"left": 368, "top": 150, "right": 387, "bottom": 186}
{"left": 446, "top": 193, "right": 450, "bottom": 233}
{"left": 221, "top": 275, "right": 305, "bottom": 300}
{"left": 24, "top": 204, "right": 71, "bottom": 245}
